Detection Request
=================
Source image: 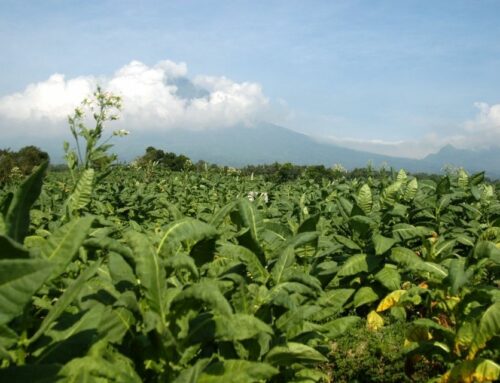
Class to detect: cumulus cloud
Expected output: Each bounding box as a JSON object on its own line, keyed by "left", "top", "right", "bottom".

{"left": 0, "top": 59, "right": 269, "bottom": 137}
{"left": 462, "top": 102, "right": 500, "bottom": 136}
{"left": 0, "top": 74, "right": 96, "bottom": 121}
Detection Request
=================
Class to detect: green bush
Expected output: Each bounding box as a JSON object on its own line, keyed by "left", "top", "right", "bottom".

{"left": 0, "top": 146, "right": 49, "bottom": 184}
{"left": 322, "top": 321, "right": 443, "bottom": 383}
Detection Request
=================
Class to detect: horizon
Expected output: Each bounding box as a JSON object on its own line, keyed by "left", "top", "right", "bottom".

{"left": 1, "top": 1, "right": 500, "bottom": 159}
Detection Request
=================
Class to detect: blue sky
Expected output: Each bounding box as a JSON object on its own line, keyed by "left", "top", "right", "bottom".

{"left": 1, "top": 0, "right": 500, "bottom": 157}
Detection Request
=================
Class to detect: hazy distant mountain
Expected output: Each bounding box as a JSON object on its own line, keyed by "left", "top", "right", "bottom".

{"left": 116, "top": 123, "right": 422, "bottom": 169}
{"left": 116, "top": 124, "right": 500, "bottom": 177}
{"left": 28, "top": 122, "right": 500, "bottom": 177}
{"left": 421, "top": 144, "right": 500, "bottom": 178}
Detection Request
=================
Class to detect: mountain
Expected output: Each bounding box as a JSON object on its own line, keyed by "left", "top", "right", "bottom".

{"left": 115, "top": 123, "right": 422, "bottom": 170}
{"left": 32, "top": 123, "right": 500, "bottom": 177}
{"left": 421, "top": 144, "right": 500, "bottom": 178}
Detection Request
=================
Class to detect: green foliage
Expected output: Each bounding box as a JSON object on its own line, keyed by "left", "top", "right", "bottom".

{"left": 136, "top": 146, "right": 194, "bottom": 171}
{"left": 0, "top": 149, "right": 499, "bottom": 382}
{"left": 0, "top": 146, "right": 49, "bottom": 185}
{"left": 63, "top": 86, "right": 124, "bottom": 180}
{"left": 324, "top": 322, "right": 443, "bottom": 383}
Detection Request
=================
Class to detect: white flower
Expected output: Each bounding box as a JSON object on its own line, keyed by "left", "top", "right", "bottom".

{"left": 113, "top": 129, "right": 130, "bottom": 137}
{"left": 247, "top": 191, "right": 268, "bottom": 203}
{"left": 247, "top": 191, "right": 257, "bottom": 201}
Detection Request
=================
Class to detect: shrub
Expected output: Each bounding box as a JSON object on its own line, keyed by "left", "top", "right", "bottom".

{"left": 322, "top": 321, "right": 443, "bottom": 383}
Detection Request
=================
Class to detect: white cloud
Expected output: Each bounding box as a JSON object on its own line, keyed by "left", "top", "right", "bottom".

{"left": 0, "top": 74, "right": 96, "bottom": 121}
{"left": 319, "top": 101, "right": 500, "bottom": 159}
{"left": 0, "top": 59, "right": 269, "bottom": 135}
{"left": 320, "top": 135, "right": 441, "bottom": 159}
{"left": 463, "top": 102, "right": 500, "bottom": 134}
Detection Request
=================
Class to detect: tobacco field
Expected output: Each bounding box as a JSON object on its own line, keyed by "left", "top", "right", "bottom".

{"left": 0, "top": 162, "right": 499, "bottom": 382}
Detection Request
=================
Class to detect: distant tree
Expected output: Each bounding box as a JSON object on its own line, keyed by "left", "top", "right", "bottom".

{"left": 304, "top": 165, "right": 331, "bottom": 182}
{"left": 0, "top": 146, "right": 49, "bottom": 184}
{"left": 136, "top": 147, "right": 193, "bottom": 171}
{"left": 16, "top": 146, "right": 49, "bottom": 174}
{"left": 276, "top": 162, "right": 302, "bottom": 183}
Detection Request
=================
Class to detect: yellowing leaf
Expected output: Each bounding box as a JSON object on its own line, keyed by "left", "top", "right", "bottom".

{"left": 443, "top": 359, "right": 500, "bottom": 383}
{"left": 367, "top": 310, "right": 384, "bottom": 331}
{"left": 376, "top": 290, "right": 406, "bottom": 312}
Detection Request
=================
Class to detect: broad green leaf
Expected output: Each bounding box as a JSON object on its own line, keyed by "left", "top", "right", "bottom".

{"left": 357, "top": 184, "right": 372, "bottom": 214}
{"left": 404, "top": 178, "right": 418, "bottom": 201}
{"left": 337, "top": 254, "right": 380, "bottom": 277}
{"left": 390, "top": 247, "right": 424, "bottom": 269}
{"left": 58, "top": 342, "right": 141, "bottom": 383}
{"left": 457, "top": 168, "right": 469, "bottom": 189}
{"left": 97, "top": 306, "right": 135, "bottom": 344}
{"left": 198, "top": 360, "right": 279, "bottom": 383}
{"left": 455, "top": 320, "right": 476, "bottom": 352}
{"left": 381, "top": 181, "right": 402, "bottom": 204}
{"left": 165, "top": 253, "right": 199, "bottom": 279}
{"left": 337, "top": 197, "right": 353, "bottom": 218}
{"left": 83, "top": 236, "right": 134, "bottom": 260}
{"left": 470, "top": 171, "right": 485, "bottom": 185}
{"left": 392, "top": 224, "right": 433, "bottom": 241}
{"left": 436, "top": 176, "right": 450, "bottom": 195}
{"left": 432, "top": 239, "right": 456, "bottom": 259}
{"left": 447, "top": 258, "right": 474, "bottom": 295}
{"left": 65, "top": 168, "right": 94, "bottom": 216}
{"left": 0, "top": 259, "right": 53, "bottom": 325}
{"left": 4, "top": 161, "right": 48, "bottom": 242}
{"left": 474, "top": 241, "right": 500, "bottom": 264}
{"left": 108, "top": 252, "right": 136, "bottom": 289}
{"left": 29, "top": 260, "right": 101, "bottom": 344}
{"left": 396, "top": 169, "right": 407, "bottom": 182}
{"left": 298, "top": 214, "right": 319, "bottom": 233}
{"left": 174, "top": 358, "right": 212, "bottom": 383}
{"left": 372, "top": 234, "right": 397, "bottom": 255}
{"left": 218, "top": 243, "right": 268, "bottom": 283}
{"left": 374, "top": 265, "right": 401, "bottom": 291}
{"left": 353, "top": 286, "right": 380, "bottom": 308}
{"left": 275, "top": 231, "right": 319, "bottom": 257}
{"left": 275, "top": 305, "right": 320, "bottom": 334}
{"left": 265, "top": 342, "right": 327, "bottom": 365}
{"left": 0, "top": 324, "right": 18, "bottom": 359}
{"left": 157, "top": 217, "right": 217, "bottom": 258}
{"left": 334, "top": 234, "right": 361, "bottom": 250}
{"left": 391, "top": 248, "right": 445, "bottom": 277}
{"left": 317, "top": 288, "right": 355, "bottom": 309}
{"left": 410, "top": 318, "right": 455, "bottom": 337}
{"left": 33, "top": 305, "right": 106, "bottom": 364}
{"left": 468, "top": 302, "right": 500, "bottom": 359}
{"left": 421, "top": 261, "right": 448, "bottom": 278}
{"left": 311, "top": 289, "right": 354, "bottom": 322}
{"left": 41, "top": 216, "right": 94, "bottom": 279}
{"left": 126, "top": 231, "right": 167, "bottom": 326}
{"left": 209, "top": 200, "right": 237, "bottom": 228}
{"left": 322, "top": 316, "right": 361, "bottom": 338}
{"left": 231, "top": 198, "right": 266, "bottom": 262}
{"left": 215, "top": 313, "right": 273, "bottom": 341}
{"left": 349, "top": 215, "right": 376, "bottom": 236}
{"left": 294, "top": 368, "right": 330, "bottom": 383}
{"left": 282, "top": 270, "right": 322, "bottom": 292}
{"left": 445, "top": 359, "right": 500, "bottom": 383}
{"left": 272, "top": 246, "right": 295, "bottom": 284}
{"left": 173, "top": 280, "right": 233, "bottom": 316}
